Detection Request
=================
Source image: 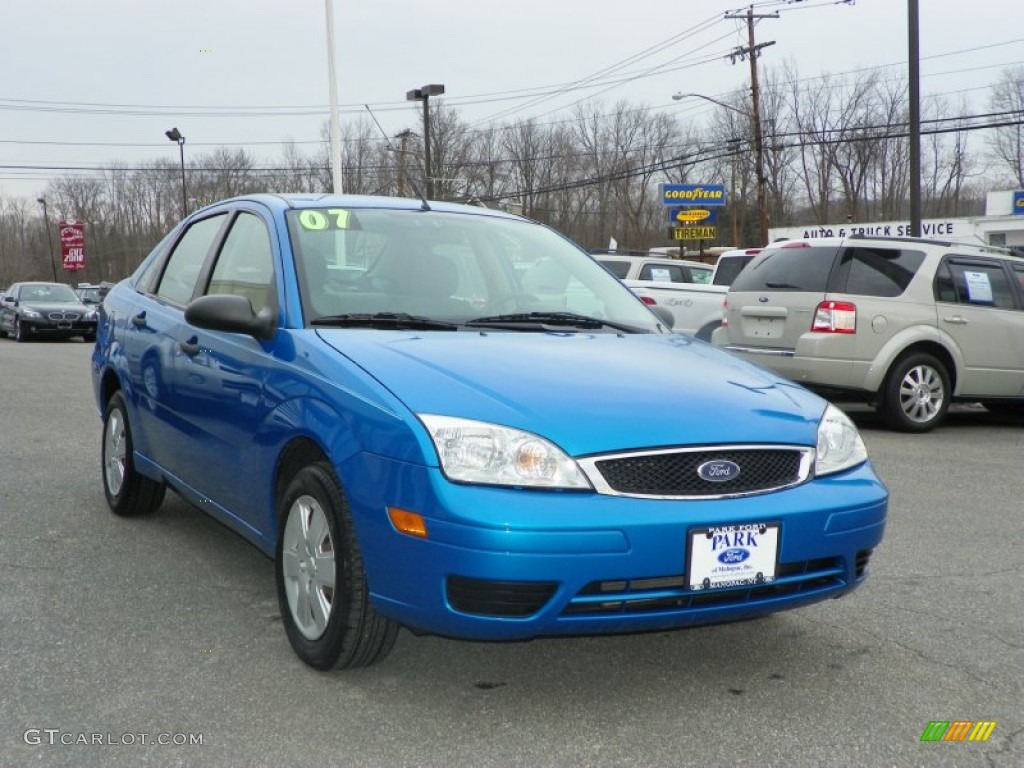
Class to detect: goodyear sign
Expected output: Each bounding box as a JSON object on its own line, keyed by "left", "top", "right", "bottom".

{"left": 669, "top": 207, "right": 718, "bottom": 225}
{"left": 660, "top": 183, "right": 726, "bottom": 207}
{"left": 671, "top": 226, "right": 717, "bottom": 241}
{"left": 1013, "top": 190, "right": 1024, "bottom": 215}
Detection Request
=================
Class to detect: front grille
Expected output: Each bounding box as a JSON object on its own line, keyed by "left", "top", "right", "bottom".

{"left": 447, "top": 576, "right": 558, "bottom": 618}
{"left": 563, "top": 558, "right": 844, "bottom": 616}
{"left": 581, "top": 446, "right": 811, "bottom": 498}
{"left": 47, "top": 311, "right": 81, "bottom": 321}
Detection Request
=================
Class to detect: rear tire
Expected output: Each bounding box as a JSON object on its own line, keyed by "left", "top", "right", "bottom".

{"left": 276, "top": 462, "right": 399, "bottom": 670}
{"left": 878, "top": 353, "right": 950, "bottom": 432}
{"left": 102, "top": 391, "right": 165, "bottom": 516}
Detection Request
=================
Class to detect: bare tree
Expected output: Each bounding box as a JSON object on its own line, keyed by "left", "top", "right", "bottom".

{"left": 986, "top": 65, "right": 1024, "bottom": 187}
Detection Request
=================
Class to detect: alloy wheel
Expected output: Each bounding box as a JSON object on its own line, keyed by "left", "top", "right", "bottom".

{"left": 281, "top": 495, "right": 337, "bottom": 641}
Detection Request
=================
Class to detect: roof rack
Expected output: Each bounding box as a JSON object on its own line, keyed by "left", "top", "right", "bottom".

{"left": 846, "top": 232, "right": 955, "bottom": 247}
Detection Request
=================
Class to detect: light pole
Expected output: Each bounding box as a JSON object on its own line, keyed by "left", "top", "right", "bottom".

{"left": 165, "top": 127, "right": 187, "bottom": 219}
{"left": 35, "top": 197, "right": 59, "bottom": 281}
{"left": 673, "top": 91, "right": 769, "bottom": 246}
{"left": 405, "top": 84, "right": 445, "bottom": 200}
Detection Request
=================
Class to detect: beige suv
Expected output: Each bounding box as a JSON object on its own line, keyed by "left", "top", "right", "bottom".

{"left": 711, "top": 234, "right": 1024, "bottom": 431}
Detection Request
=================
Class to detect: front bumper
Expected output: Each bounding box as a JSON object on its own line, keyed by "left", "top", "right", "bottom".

{"left": 348, "top": 455, "right": 888, "bottom": 641}
{"left": 20, "top": 317, "right": 97, "bottom": 336}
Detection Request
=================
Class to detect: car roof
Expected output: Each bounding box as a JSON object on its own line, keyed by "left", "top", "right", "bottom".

{"left": 200, "top": 193, "right": 523, "bottom": 221}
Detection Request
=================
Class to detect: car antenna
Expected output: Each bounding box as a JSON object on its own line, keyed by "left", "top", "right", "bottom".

{"left": 364, "top": 104, "right": 430, "bottom": 212}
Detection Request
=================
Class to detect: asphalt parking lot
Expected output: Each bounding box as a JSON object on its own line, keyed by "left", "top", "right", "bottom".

{"left": 1, "top": 338, "right": 1021, "bottom": 768}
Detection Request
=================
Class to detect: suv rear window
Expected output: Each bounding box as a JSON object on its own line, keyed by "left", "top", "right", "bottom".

{"left": 833, "top": 247, "right": 925, "bottom": 297}
{"left": 730, "top": 246, "right": 839, "bottom": 292}
{"left": 712, "top": 256, "right": 754, "bottom": 286}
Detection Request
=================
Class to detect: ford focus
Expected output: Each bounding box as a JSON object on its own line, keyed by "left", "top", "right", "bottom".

{"left": 91, "top": 193, "right": 887, "bottom": 670}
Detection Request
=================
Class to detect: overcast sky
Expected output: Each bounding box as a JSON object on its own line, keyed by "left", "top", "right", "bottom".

{"left": 2, "top": 0, "right": 1020, "bottom": 201}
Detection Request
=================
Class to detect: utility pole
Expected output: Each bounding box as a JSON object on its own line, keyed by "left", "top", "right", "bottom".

{"left": 395, "top": 129, "right": 413, "bottom": 197}
{"left": 726, "top": 7, "right": 777, "bottom": 246}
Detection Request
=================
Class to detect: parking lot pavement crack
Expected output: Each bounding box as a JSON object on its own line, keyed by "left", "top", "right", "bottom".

{"left": 985, "top": 725, "right": 1024, "bottom": 768}
{"left": 791, "top": 615, "right": 1009, "bottom": 690}
{"left": 872, "top": 566, "right": 1023, "bottom": 582}
{"left": 892, "top": 606, "right": 1024, "bottom": 650}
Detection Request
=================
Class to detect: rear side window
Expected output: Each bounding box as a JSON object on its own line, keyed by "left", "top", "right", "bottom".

{"left": 833, "top": 247, "right": 925, "bottom": 297}
{"left": 156, "top": 215, "right": 227, "bottom": 306}
{"left": 730, "top": 246, "right": 838, "bottom": 293}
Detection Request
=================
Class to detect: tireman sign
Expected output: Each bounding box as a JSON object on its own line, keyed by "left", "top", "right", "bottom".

{"left": 59, "top": 219, "right": 87, "bottom": 272}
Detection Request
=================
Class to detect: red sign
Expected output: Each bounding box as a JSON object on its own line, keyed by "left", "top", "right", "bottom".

{"left": 59, "top": 219, "right": 86, "bottom": 272}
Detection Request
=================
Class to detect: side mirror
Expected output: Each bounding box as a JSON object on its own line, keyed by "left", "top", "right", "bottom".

{"left": 185, "top": 294, "right": 276, "bottom": 341}
{"left": 650, "top": 306, "right": 675, "bottom": 329}
{"left": 3, "top": 296, "right": 16, "bottom": 305}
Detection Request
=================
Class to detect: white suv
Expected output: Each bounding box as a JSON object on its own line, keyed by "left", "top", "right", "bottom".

{"left": 711, "top": 235, "right": 1024, "bottom": 431}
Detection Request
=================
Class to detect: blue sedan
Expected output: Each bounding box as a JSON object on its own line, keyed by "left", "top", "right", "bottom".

{"left": 92, "top": 194, "right": 887, "bottom": 670}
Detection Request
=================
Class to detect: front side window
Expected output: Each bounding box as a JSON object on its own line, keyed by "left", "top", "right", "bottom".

{"left": 155, "top": 214, "right": 227, "bottom": 306}
{"left": 935, "top": 259, "right": 1018, "bottom": 310}
{"left": 639, "top": 263, "right": 687, "bottom": 283}
{"left": 206, "top": 213, "right": 275, "bottom": 314}
{"left": 730, "top": 246, "right": 839, "bottom": 293}
{"left": 835, "top": 247, "right": 925, "bottom": 297}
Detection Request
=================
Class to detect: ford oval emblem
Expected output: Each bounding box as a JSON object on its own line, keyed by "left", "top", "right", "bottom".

{"left": 717, "top": 548, "right": 750, "bottom": 564}
{"left": 697, "top": 459, "right": 741, "bottom": 482}
{"left": 758, "top": 296, "right": 769, "bottom": 303}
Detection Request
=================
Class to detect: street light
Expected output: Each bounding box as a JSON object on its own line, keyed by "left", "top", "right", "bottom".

{"left": 673, "top": 91, "right": 769, "bottom": 246}
{"left": 35, "top": 197, "right": 59, "bottom": 281}
{"left": 165, "top": 127, "right": 187, "bottom": 219}
{"left": 406, "top": 84, "right": 445, "bottom": 200}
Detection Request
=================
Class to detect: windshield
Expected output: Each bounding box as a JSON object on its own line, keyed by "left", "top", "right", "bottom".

{"left": 285, "top": 208, "right": 661, "bottom": 332}
{"left": 18, "top": 283, "right": 79, "bottom": 303}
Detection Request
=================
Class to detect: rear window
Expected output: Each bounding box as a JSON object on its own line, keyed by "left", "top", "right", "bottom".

{"left": 639, "top": 263, "right": 688, "bottom": 283}
{"left": 833, "top": 247, "right": 925, "bottom": 297}
{"left": 598, "top": 259, "right": 630, "bottom": 279}
{"left": 730, "top": 246, "right": 839, "bottom": 293}
{"left": 713, "top": 255, "right": 755, "bottom": 286}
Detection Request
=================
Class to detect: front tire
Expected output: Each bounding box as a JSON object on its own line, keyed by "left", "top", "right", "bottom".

{"left": 102, "top": 391, "right": 165, "bottom": 516}
{"left": 276, "top": 463, "right": 398, "bottom": 670}
{"left": 14, "top": 318, "right": 28, "bottom": 343}
{"left": 878, "top": 353, "right": 951, "bottom": 432}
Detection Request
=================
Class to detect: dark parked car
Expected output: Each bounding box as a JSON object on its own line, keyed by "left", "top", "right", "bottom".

{"left": 74, "top": 282, "right": 115, "bottom": 305}
{"left": 92, "top": 194, "right": 888, "bottom": 670}
{"left": 0, "top": 281, "right": 98, "bottom": 342}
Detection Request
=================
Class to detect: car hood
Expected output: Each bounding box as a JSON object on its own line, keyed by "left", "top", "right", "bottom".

{"left": 316, "top": 330, "right": 826, "bottom": 456}
{"left": 19, "top": 302, "right": 90, "bottom": 314}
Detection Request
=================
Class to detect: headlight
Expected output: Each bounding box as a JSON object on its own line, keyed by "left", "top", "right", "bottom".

{"left": 84, "top": 310, "right": 98, "bottom": 321}
{"left": 418, "top": 414, "right": 591, "bottom": 490}
{"left": 815, "top": 404, "right": 868, "bottom": 476}
{"left": 21, "top": 308, "right": 41, "bottom": 318}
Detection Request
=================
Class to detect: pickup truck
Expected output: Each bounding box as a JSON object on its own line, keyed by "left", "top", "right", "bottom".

{"left": 624, "top": 279, "right": 727, "bottom": 340}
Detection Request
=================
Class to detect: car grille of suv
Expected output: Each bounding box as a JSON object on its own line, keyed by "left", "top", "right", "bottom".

{"left": 579, "top": 445, "right": 813, "bottom": 499}
{"left": 47, "top": 311, "right": 80, "bottom": 321}
{"left": 562, "top": 558, "right": 845, "bottom": 616}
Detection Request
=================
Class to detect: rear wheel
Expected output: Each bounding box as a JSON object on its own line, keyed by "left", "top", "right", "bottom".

{"left": 102, "top": 391, "right": 165, "bottom": 516}
{"left": 276, "top": 463, "right": 399, "bottom": 670}
{"left": 878, "top": 353, "right": 950, "bottom": 432}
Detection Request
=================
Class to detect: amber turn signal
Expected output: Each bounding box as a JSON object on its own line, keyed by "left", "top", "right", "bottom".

{"left": 387, "top": 507, "right": 428, "bottom": 539}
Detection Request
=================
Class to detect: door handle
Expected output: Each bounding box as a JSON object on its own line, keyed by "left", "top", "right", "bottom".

{"left": 179, "top": 336, "right": 200, "bottom": 357}
{"left": 941, "top": 316, "right": 968, "bottom": 325}
{"left": 131, "top": 311, "right": 147, "bottom": 328}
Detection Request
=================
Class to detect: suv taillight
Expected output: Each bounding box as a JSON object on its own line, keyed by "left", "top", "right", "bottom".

{"left": 721, "top": 297, "right": 729, "bottom": 327}
{"left": 811, "top": 301, "right": 856, "bottom": 333}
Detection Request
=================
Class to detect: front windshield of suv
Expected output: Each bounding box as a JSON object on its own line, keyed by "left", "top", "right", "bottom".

{"left": 286, "top": 208, "right": 661, "bottom": 332}
{"left": 18, "top": 283, "right": 80, "bottom": 303}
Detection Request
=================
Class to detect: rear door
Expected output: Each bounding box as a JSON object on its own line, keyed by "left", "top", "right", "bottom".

{"left": 723, "top": 243, "right": 839, "bottom": 351}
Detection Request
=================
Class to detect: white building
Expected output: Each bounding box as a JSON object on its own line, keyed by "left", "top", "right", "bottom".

{"left": 768, "top": 190, "right": 1024, "bottom": 249}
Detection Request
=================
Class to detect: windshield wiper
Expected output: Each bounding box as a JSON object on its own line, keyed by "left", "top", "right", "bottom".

{"left": 311, "top": 312, "right": 458, "bottom": 330}
{"left": 465, "top": 311, "right": 643, "bottom": 334}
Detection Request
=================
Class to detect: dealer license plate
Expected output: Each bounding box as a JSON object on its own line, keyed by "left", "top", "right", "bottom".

{"left": 687, "top": 523, "right": 779, "bottom": 590}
